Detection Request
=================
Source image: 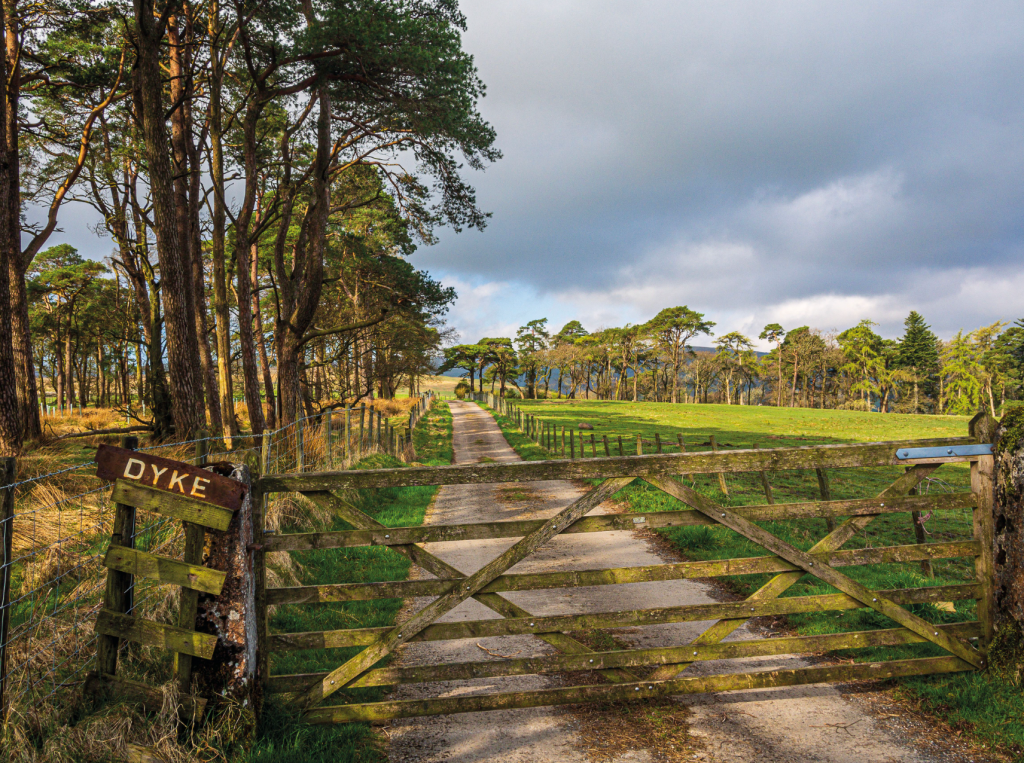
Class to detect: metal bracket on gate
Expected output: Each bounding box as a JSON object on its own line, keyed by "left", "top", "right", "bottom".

{"left": 896, "top": 444, "right": 993, "bottom": 460}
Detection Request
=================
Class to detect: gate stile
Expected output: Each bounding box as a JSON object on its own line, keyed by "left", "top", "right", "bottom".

{"left": 257, "top": 421, "right": 996, "bottom": 724}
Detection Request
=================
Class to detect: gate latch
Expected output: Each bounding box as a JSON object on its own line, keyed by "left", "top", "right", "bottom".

{"left": 896, "top": 444, "right": 993, "bottom": 460}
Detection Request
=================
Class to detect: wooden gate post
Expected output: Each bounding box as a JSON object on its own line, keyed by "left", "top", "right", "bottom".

{"left": 993, "top": 408, "right": 1024, "bottom": 636}
{"left": 194, "top": 460, "right": 261, "bottom": 711}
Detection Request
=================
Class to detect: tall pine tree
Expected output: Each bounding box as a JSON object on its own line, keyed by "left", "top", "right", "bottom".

{"left": 897, "top": 311, "right": 940, "bottom": 412}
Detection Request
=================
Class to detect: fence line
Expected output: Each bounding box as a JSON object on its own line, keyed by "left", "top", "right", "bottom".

{"left": 0, "top": 391, "right": 441, "bottom": 722}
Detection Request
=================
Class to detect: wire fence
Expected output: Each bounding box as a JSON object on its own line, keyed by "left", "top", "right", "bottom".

{"left": 0, "top": 391, "right": 440, "bottom": 723}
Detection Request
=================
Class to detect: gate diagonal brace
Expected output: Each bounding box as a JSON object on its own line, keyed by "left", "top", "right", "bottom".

{"left": 297, "top": 477, "right": 635, "bottom": 709}
{"left": 300, "top": 490, "right": 638, "bottom": 684}
{"left": 647, "top": 465, "right": 939, "bottom": 680}
{"left": 646, "top": 464, "right": 982, "bottom": 679}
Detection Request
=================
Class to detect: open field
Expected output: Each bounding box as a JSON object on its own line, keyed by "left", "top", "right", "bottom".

{"left": 485, "top": 400, "right": 1023, "bottom": 760}
{"left": 509, "top": 399, "right": 971, "bottom": 449}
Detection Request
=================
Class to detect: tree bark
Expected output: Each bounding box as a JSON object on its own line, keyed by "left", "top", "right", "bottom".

{"left": 0, "top": 6, "right": 19, "bottom": 455}
{"left": 169, "top": 13, "right": 220, "bottom": 432}
{"left": 208, "top": 2, "right": 238, "bottom": 443}
{"left": 133, "top": 0, "right": 205, "bottom": 439}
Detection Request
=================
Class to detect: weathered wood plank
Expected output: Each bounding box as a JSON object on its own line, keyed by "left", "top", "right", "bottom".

{"left": 103, "top": 546, "right": 226, "bottom": 595}
{"left": 295, "top": 478, "right": 635, "bottom": 708}
{"left": 270, "top": 583, "right": 978, "bottom": 651}
{"left": 263, "top": 492, "right": 975, "bottom": 551}
{"left": 259, "top": 437, "right": 976, "bottom": 492}
{"left": 267, "top": 541, "right": 979, "bottom": 604}
{"left": 648, "top": 476, "right": 984, "bottom": 668}
{"left": 301, "top": 655, "right": 973, "bottom": 723}
{"left": 94, "top": 610, "right": 218, "bottom": 659}
{"left": 269, "top": 622, "right": 982, "bottom": 692}
{"left": 112, "top": 479, "right": 235, "bottom": 531}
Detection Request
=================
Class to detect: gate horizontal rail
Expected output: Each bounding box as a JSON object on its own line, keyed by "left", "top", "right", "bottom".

{"left": 267, "top": 541, "right": 979, "bottom": 604}
{"left": 255, "top": 425, "right": 996, "bottom": 723}
{"left": 260, "top": 436, "right": 977, "bottom": 492}
{"left": 263, "top": 492, "right": 975, "bottom": 551}
{"left": 270, "top": 622, "right": 982, "bottom": 694}
{"left": 302, "top": 656, "right": 972, "bottom": 724}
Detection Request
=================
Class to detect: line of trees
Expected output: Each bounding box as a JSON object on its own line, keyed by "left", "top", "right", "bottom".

{"left": 0, "top": 0, "right": 497, "bottom": 455}
{"left": 442, "top": 309, "right": 1024, "bottom": 416}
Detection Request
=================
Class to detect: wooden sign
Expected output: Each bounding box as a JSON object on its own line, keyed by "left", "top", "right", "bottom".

{"left": 96, "top": 444, "right": 246, "bottom": 511}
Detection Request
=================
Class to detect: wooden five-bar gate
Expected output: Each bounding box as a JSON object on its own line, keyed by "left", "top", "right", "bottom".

{"left": 256, "top": 415, "right": 996, "bottom": 724}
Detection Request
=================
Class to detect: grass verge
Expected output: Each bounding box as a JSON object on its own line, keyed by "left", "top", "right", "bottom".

{"left": 484, "top": 400, "right": 1023, "bottom": 760}
{"left": 248, "top": 401, "right": 453, "bottom": 763}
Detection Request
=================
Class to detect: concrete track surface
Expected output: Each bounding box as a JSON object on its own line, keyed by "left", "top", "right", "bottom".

{"left": 385, "top": 400, "right": 960, "bottom": 762}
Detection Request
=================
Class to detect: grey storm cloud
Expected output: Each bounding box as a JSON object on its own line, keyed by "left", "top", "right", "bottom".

{"left": 419, "top": 0, "right": 1024, "bottom": 338}
{"left": 31, "top": 1, "right": 1024, "bottom": 342}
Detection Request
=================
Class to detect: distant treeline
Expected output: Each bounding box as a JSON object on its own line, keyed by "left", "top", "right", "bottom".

{"left": 440, "top": 309, "right": 1024, "bottom": 416}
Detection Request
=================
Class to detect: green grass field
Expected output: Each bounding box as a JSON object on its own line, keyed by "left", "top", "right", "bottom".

{"left": 485, "top": 400, "right": 1022, "bottom": 760}
{"left": 245, "top": 402, "right": 453, "bottom": 763}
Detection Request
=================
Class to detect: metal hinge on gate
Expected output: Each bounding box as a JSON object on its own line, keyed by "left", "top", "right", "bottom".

{"left": 896, "top": 444, "right": 993, "bottom": 460}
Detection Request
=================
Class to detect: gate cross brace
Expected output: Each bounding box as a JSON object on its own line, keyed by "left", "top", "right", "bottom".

{"left": 647, "top": 468, "right": 983, "bottom": 673}
{"left": 297, "top": 477, "right": 634, "bottom": 709}
{"left": 647, "top": 465, "right": 941, "bottom": 680}
{"left": 302, "top": 490, "right": 637, "bottom": 684}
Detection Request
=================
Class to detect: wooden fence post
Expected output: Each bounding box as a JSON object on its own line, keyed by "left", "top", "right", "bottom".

{"left": 96, "top": 436, "right": 138, "bottom": 679}
{"left": 358, "top": 404, "right": 366, "bottom": 457}
{"left": 0, "top": 456, "right": 17, "bottom": 721}
{"left": 753, "top": 444, "right": 773, "bottom": 504}
{"left": 325, "top": 409, "right": 333, "bottom": 468}
{"left": 636, "top": 433, "right": 642, "bottom": 456}
{"left": 678, "top": 438, "right": 690, "bottom": 483}
{"left": 655, "top": 433, "right": 662, "bottom": 454}
{"left": 344, "top": 406, "right": 351, "bottom": 464}
{"left": 603, "top": 435, "right": 610, "bottom": 457}
{"left": 261, "top": 430, "right": 272, "bottom": 476}
{"left": 709, "top": 435, "right": 729, "bottom": 496}
{"left": 816, "top": 467, "right": 836, "bottom": 534}
{"left": 618, "top": 436, "right": 624, "bottom": 456}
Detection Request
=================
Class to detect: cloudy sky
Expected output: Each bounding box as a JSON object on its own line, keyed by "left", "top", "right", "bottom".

{"left": 38, "top": 1, "right": 1024, "bottom": 350}
{"left": 417, "top": 0, "right": 1024, "bottom": 348}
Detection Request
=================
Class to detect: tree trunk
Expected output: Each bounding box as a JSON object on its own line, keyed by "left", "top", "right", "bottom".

{"left": 134, "top": 0, "right": 205, "bottom": 439}
{"left": 254, "top": 269, "right": 276, "bottom": 429}
{"left": 0, "top": 5, "right": 19, "bottom": 453}
{"left": 789, "top": 352, "right": 799, "bottom": 408}
{"left": 275, "top": 78, "right": 330, "bottom": 425}
{"left": 208, "top": 4, "right": 237, "bottom": 443}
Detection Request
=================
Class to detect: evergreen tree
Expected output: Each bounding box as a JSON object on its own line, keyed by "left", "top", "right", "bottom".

{"left": 896, "top": 311, "right": 940, "bottom": 412}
